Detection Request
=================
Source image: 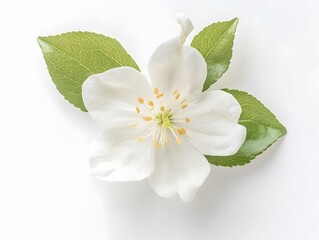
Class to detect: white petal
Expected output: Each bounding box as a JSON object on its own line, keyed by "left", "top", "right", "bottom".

{"left": 148, "top": 134, "right": 210, "bottom": 202}
{"left": 176, "top": 13, "right": 194, "bottom": 45}
{"left": 83, "top": 67, "right": 156, "bottom": 181}
{"left": 175, "top": 90, "right": 246, "bottom": 156}
{"left": 90, "top": 127, "right": 155, "bottom": 181}
{"left": 148, "top": 18, "right": 206, "bottom": 99}
{"left": 82, "top": 67, "right": 153, "bottom": 128}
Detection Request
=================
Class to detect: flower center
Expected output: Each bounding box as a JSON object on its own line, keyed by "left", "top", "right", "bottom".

{"left": 131, "top": 88, "right": 191, "bottom": 149}
{"left": 155, "top": 110, "right": 172, "bottom": 129}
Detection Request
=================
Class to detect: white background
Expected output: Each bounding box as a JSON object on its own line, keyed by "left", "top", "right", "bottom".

{"left": 1, "top": 0, "right": 318, "bottom": 239}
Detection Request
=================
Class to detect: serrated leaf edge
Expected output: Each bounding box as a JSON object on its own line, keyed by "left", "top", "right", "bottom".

{"left": 191, "top": 18, "right": 239, "bottom": 90}
{"left": 206, "top": 89, "right": 287, "bottom": 167}
{"left": 37, "top": 31, "right": 140, "bottom": 112}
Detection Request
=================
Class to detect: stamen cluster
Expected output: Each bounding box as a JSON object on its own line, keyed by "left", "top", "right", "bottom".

{"left": 131, "top": 87, "right": 191, "bottom": 149}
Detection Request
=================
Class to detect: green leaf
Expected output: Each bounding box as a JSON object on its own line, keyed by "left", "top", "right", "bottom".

{"left": 191, "top": 18, "right": 238, "bottom": 91}
{"left": 206, "top": 89, "right": 287, "bottom": 167}
{"left": 38, "top": 32, "right": 140, "bottom": 111}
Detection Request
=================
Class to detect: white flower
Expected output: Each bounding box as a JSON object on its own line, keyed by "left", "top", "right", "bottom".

{"left": 82, "top": 14, "right": 246, "bottom": 202}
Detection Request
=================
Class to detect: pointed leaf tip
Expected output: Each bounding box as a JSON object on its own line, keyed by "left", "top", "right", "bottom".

{"left": 206, "top": 89, "right": 287, "bottom": 167}
{"left": 191, "top": 18, "right": 239, "bottom": 90}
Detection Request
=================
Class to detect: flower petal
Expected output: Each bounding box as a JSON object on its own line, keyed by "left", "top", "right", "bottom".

{"left": 148, "top": 15, "right": 206, "bottom": 99}
{"left": 90, "top": 127, "right": 155, "bottom": 181}
{"left": 175, "top": 90, "right": 246, "bottom": 156}
{"left": 82, "top": 67, "right": 153, "bottom": 128}
{"left": 148, "top": 134, "right": 211, "bottom": 202}
{"left": 176, "top": 13, "right": 194, "bottom": 45}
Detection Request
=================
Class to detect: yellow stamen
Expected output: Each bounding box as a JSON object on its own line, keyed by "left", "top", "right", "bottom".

{"left": 135, "top": 107, "right": 140, "bottom": 114}
{"left": 176, "top": 138, "right": 181, "bottom": 144}
{"left": 156, "top": 93, "right": 164, "bottom": 99}
{"left": 154, "top": 87, "right": 159, "bottom": 95}
{"left": 175, "top": 93, "right": 180, "bottom": 100}
{"left": 130, "top": 123, "right": 137, "bottom": 128}
{"left": 177, "top": 128, "right": 186, "bottom": 135}
{"left": 142, "top": 116, "right": 152, "bottom": 121}
{"left": 138, "top": 97, "right": 144, "bottom": 104}
{"left": 185, "top": 117, "right": 190, "bottom": 123}
{"left": 137, "top": 137, "right": 145, "bottom": 142}
{"left": 153, "top": 139, "right": 161, "bottom": 149}
{"left": 148, "top": 100, "right": 154, "bottom": 107}
{"left": 181, "top": 104, "right": 188, "bottom": 109}
{"left": 160, "top": 106, "right": 165, "bottom": 111}
{"left": 173, "top": 90, "right": 178, "bottom": 95}
{"left": 181, "top": 99, "right": 187, "bottom": 104}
